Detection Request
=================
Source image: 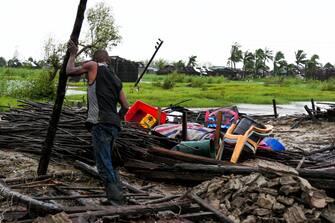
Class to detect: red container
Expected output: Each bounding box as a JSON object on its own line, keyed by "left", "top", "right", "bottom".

{"left": 125, "top": 100, "right": 167, "bottom": 125}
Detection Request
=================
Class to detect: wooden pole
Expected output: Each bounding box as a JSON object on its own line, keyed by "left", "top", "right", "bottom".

{"left": 272, "top": 99, "right": 278, "bottom": 118}
{"left": 311, "top": 98, "right": 316, "bottom": 115}
{"left": 182, "top": 111, "right": 188, "bottom": 141}
{"left": 214, "top": 111, "right": 223, "bottom": 153}
{"left": 37, "top": 0, "right": 88, "bottom": 175}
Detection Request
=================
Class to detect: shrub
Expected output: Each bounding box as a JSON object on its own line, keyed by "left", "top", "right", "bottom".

{"left": 262, "top": 76, "right": 306, "bottom": 87}
{"left": 211, "top": 76, "right": 226, "bottom": 84}
{"left": 161, "top": 76, "right": 175, "bottom": 89}
{"left": 151, "top": 81, "right": 162, "bottom": 87}
{"left": 207, "top": 77, "right": 214, "bottom": 84}
{"left": 168, "top": 73, "right": 186, "bottom": 83}
{"left": 321, "top": 78, "right": 335, "bottom": 91}
{"left": 9, "top": 70, "right": 56, "bottom": 99}
{"left": 29, "top": 72, "right": 56, "bottom": 99}
{"left": 188, "top": 78, "right": 205, "bottom": 88}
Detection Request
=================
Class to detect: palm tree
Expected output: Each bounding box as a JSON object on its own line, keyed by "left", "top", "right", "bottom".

{"left": 242, "top": 51, "right": 255, "bottom": 78}
{"left": 187, "top": 55, "right": 197, "bottom": 67}
{"left": 273, "top": 51, "right": 285, "bottom": 75}
{"left": 324, "top": 62, "right": 334, "bottom": 69}
{"left": 227, "top": 42, "right": 243, "bottom": 69}
{"left": 173, "top": 60, "right": 186, "bottom": 72}
{"left": 305, "top": 54, "right": 320, "bottom": 79}
{"left": 254, "top": 48, "right": 266, "bottom": 77}
{"left": 295, "top": 50, "right": 307, "bottom": 74}
{"left": 286, "top": 63, "right": 297, "bottom": 76}
{"left": 0, "top": 57, "right": 6, "bottom": 67}
{"left": 263, "top": 48, "right": 273, "bottom": 64}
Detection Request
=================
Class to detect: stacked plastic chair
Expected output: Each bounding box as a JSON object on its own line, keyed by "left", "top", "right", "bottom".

{"left": 223, "top": 116, "right": 273, "bottom": 163}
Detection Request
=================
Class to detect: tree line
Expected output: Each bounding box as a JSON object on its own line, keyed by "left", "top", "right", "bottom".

{"left": 227, "top": 42, "right": 335, "bottom": 80}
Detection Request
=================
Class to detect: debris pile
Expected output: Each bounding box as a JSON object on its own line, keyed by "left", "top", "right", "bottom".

{"left": 1, "top": 101, "right": 335, "bottom": 188}
{"left": 194, "top": 172, "right": 334, "bottom": 222}
{"left": 1, "top": 101, "right": 335, "bottom": 222}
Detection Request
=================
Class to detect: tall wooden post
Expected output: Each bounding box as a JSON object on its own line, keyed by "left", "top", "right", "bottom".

{"left": 37, "top": 0, "right": 88, "bottom": 175}
{"left": 181, "top": 111, "right": 188, "bottom": 141}
{"left": 214, "top": 111, "right": 223, "bottom": 152}
{"left": 272, "top": 99, "right": 278, "bottom": 118}
{"left": 311, "top": 98, "right": 316, "bottom": 115}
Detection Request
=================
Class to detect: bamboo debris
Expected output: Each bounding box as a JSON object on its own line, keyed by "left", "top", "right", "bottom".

{"left": 143, "top": 194, "right": 181, "bottom": 205}
{"left": 187, "top": 192, "right": 234, "bottom": 223}
{"left": 68, "top": 200, "right": 191, "bottom": 218}
{"left": 4, "top": 172, "right": 78, "bottom": 185}
{"left": 124, "top": 161, "right": 335, "bottom": 191}
{"left": 34, "top": 194, "right": 163, "bottom": 201}
{"left": 0, "top": 101, "right": 335, "bottom": 222}
{"left": 1, "top": 101, "right": 334, "bottom": 170}
{"left": 0, "top": 182, "right": 62, "bottom": 214}
{"left": 1, "top": 101, "right": 335, "bottom": 188}
{"left": 74, "top": 160, "right": 148, "bottom": 194}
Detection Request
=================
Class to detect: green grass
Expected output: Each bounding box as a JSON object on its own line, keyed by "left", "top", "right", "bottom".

{"left": 122, "top": 78, "right": 335, "bottom": 107}
{"left": 0, "top": 67, "right": 44, "bottom": 80}
{"left": 1, "top": 69, "right": 335, "bottom": 109}
{"left": 0, "top": 96, "right": 21, "bottom": 111}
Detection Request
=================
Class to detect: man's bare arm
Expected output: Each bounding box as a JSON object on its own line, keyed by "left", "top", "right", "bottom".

{"left": 118, "top": 89, "right": 129, "bottom": 120}
{"left": 119, "top": 90, "right": 129, "bottom": 109}
{"left": 66, "top": 40, "right": 91, "bottom": 76}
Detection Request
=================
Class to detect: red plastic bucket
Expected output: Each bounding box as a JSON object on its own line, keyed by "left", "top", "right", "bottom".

{"left": 125, "top": 100, "right": 167, "bottom": 125}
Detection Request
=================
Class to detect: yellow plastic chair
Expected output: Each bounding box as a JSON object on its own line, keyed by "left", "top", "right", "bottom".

{"left": 223, "top": 116, "right": 273, "bottom": 163}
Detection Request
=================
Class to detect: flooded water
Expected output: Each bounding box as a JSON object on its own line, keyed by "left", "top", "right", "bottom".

{"left": 192, "top": 101, "right": 334, "bottom": 116}
{"left": 65, "top": 87, "right": 86, "bottom": 96}
{"left": 237, "top": 101, "right": 334, "bottom": 116}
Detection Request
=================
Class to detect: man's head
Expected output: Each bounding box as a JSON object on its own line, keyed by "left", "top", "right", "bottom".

{"left": 93, "top": 49, "right": 110, "bottom": 64}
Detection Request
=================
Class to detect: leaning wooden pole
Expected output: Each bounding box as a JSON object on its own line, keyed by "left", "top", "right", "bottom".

{"left": 37, "top": 0, "right": 88, "bottom": 175}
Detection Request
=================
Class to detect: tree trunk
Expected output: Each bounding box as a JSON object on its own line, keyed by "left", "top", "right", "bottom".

{"left": 37, "top": 0, "right": 88, "bottom": 175}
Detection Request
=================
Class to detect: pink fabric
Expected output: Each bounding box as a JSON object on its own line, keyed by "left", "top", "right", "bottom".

{"left": 153, "top": 123, "right": 215, "bottom": 141}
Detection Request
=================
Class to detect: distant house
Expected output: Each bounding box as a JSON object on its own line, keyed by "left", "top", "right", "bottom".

{"left": 109, "top": 56, "right": 140, "bottom": 82}
{"left": 209, "top": 66, "right": 237, "bottom": 77}
{"left": 146, "top": 67, "right": 158, "bottom": 74}
{"left": 157, "top": 65, "right": 176, "bottom": 75}
{"left": 68, "top": 56, "right": 140, "bottom": 83}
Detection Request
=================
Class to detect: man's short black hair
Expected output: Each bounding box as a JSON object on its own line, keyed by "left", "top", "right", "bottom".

{"left": 93, "top": 50, "right": 110, "bottom": 63}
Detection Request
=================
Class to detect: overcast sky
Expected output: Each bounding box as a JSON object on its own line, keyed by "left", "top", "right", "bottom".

{"left": 1, "top": 0, "right": 334, "bottom": 66}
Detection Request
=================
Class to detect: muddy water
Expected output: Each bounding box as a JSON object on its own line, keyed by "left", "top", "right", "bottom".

{"left": 237, "top": 101, "right": 334, "bottom": 116}
{"left": 191, "top": 101, "right": 334, "bottom": 116}
{"left": 66, "top": 86, "right": 86, "bottom": 96}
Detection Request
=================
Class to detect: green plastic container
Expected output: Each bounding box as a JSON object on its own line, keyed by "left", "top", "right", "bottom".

{"left": 172, "top": 139, "right": 215, "bottom": 158}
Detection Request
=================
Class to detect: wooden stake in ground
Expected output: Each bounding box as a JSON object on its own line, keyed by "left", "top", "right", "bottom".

{"left": 214, "top": 111, "right": 223, "bottom": 153}
{"left": 37, "top": 0, "right": 88, "bottom": 175}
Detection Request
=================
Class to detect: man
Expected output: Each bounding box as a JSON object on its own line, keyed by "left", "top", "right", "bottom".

{"left": 66, "top": 40, "right": 129, "bottom": 205}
